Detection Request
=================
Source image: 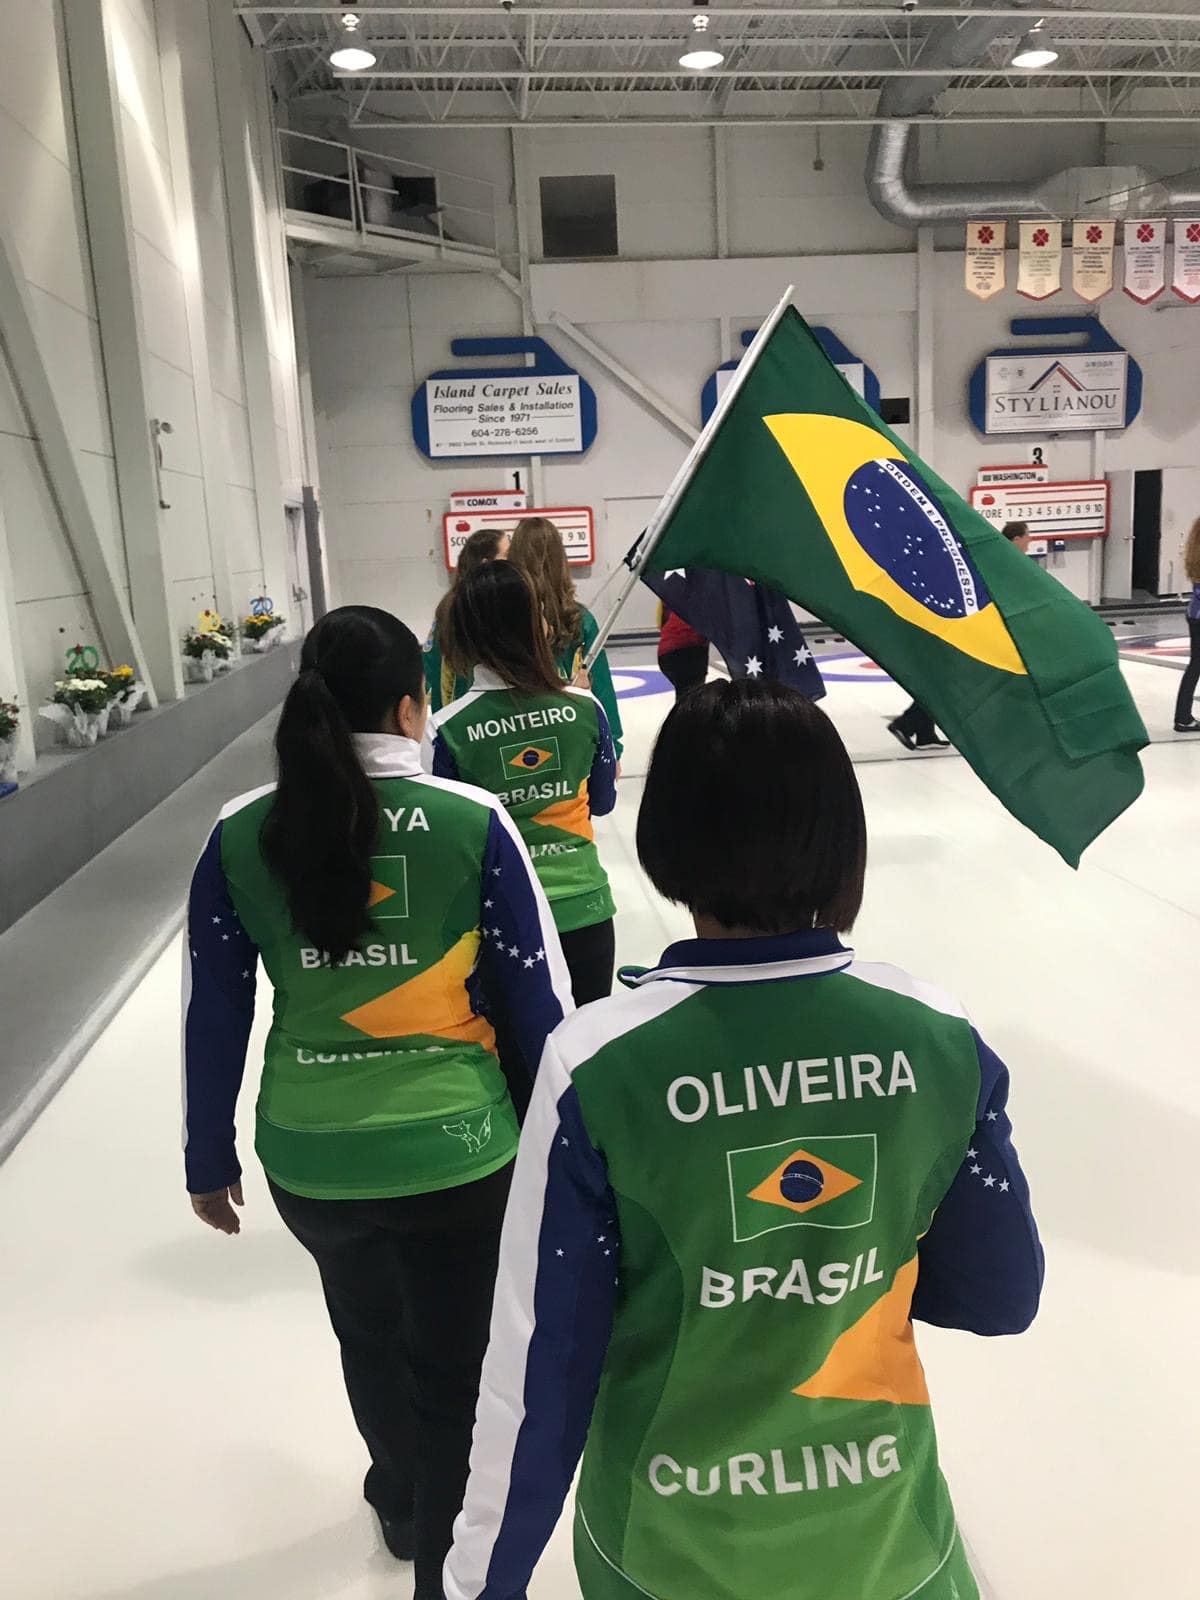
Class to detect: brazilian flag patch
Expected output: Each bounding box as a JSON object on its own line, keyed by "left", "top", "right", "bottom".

{"left": 500, "top": 737, "right": 561, "bottom": 779}
{"left": 727, "top": 1134, "right": 877, "bottom": 1241}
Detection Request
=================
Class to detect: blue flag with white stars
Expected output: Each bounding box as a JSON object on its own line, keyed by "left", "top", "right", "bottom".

{"left": 642, "top": 564, "right": 825, "bottom": 699}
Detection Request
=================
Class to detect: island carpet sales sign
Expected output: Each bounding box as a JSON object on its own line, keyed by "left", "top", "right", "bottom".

{"left": 983, "top": 350, "right": 1128, "bottom": 434}
{"left": 425, "top": 375, "right": 583, "bottom": 458}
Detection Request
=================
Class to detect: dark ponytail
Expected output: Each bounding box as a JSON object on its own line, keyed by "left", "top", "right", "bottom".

{"left": 261, "top": 606, "right": 424, "bottom": 964}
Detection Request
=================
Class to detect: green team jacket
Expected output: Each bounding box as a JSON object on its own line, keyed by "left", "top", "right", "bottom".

{"left": 431, "top": 669, "right": 618, "bottom": 934}
{"left": 182, "top": 734, "right": 575, "bottom": 1201}
{"left": 445, "top": 929, "right": 1043, "bottom": 1600}
{"left": 424, "top": 607, "right": 624, "bottom": 757}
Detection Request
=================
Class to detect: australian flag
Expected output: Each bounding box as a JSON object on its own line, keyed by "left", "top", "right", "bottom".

{"left": 637, "top": 558, "right": 825, "bottom": 700}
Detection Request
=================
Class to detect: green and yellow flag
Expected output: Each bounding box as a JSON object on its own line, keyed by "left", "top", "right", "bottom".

{"left": 645, "top": 305, "right": 1147, "bottom": 864}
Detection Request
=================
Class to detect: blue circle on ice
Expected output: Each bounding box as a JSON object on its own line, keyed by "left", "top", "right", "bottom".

{"left": 780, "top": 1160, "right": 825, "bottom": 1205}
{"left": 844, "top": 459, "right": 991, "bottom": 619}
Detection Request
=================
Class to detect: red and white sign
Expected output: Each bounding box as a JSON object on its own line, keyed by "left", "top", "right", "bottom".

{"left": 449, "top": 489, "right": 528, "bottom": 513}
{"left": 1173, "top": 219, "right": 1200, "bottom": 303}
{"left": 1124, "top": 219, "right": 1166, "bottom": 304}
{"left": 969, "top": 480, "right": 1109, "bottom": 541}
{"left": 444, "top": 505, "right": 594, "bottom": 570}
{"left": 965, "top": 220, "right": 1006, "bottom": 300}
{"left": 1072, "top": 218, "right": 1115, "bottom": 302}
{"left": 1018, "top": 220, "right": 1062, "bottom": 300}
{"left": 977, "top": 464, "right": 1050, "bottom": 487}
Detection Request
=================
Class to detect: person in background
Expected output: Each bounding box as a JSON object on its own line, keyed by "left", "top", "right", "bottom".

{"left": 183, "top": 606, "right": 573, "bottom": 1600}
{"left": 1173, "top": 515, "right": 1200, "bottom": 733}
{"left": 657, "top": 603, "right": 709, "bottom": 701}
{"left": 509, "top": 516, "right": 624, "bottom": 758}
{"left": 433, "top": 563, "right": 618, "bottom": 1105}
{"left": 889, "top": 521, "right": 1033, "bottom": 752}
{"left": 444, "top": 678, "right": 1042, "bottom": 1600}
{"left": 424, "top": 528, "right": 510, "bottom": 713}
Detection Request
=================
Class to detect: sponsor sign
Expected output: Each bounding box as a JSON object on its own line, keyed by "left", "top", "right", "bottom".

{"left": 412, "top": 336, "right": 597, "bottom": 460}
{"left": 969, "top": 479, "right": 1109, "bottom": 541}
{"left": 443, "top": 505, "right": 594, "bottom": 569}
{"left": 969, "top": 316, "right": 1142, "bottom": 436}
{"left": 977, "top": 464, "right": 1050, "bottom": 487}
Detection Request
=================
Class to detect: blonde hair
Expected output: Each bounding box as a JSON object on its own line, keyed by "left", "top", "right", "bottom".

{"left": 1186, "top": 517, "right": 1200, "bottom": 586}
{"left": 508, "top": 517, "right": 582, "bottom": 657}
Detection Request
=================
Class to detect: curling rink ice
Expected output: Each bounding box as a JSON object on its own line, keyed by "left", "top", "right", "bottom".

{"left": 1, "top": 648, "right": 1198, "bottom": 1600}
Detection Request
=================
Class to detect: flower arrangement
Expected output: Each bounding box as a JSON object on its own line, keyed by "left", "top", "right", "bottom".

{"left": 183, "top": 620, "right": 234, "bottom": 683}
{"left": 41, "top": 671, "right": 113, "bottom": 748}
{"left": 52, "top": 676, "right": 114, "bottom": 715}
{"left": 183, "top": 628, "right": 233, "bottom": 660}
{"left": 0, "top": 697, "right": 18, "bottom": 790}
{"left": 98, "top": 663, "right": 146, "bottom": 727}
{"left": 241, "top": 610, "right": 285, "bottom": 643}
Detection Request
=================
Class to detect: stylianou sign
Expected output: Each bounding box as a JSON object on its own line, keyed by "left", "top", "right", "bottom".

{"left": 969, "top": 316, "right": 1142, "bottom": 436}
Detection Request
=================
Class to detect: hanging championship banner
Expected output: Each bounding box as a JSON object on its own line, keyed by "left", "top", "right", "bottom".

{"left": 1173, "top": 219, "right": 1200, "bottom": 303}
{"left": 965, "top": 220, "right": 1006, "bottom": 300}
{"left": 1123, "top": 219, "right": 1166, "bottom": 303}
{"left": 1018, "top": 221, "right": 1063, "bottom": 300}
{"left": 1071, "top": 218, "right": 1115, "bottom": 302}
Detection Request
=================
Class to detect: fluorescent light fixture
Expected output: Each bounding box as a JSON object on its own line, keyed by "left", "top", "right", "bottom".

{"left": 1011, "top": 23, "right": 1059, "bottom": 70}
{"left": 330, "top": 12, "right": 376, "bottom": 72}
{"left": 679, "top": 15, "right": 725, "bottom": 72}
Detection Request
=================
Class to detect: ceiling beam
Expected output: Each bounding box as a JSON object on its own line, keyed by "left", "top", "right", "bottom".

{"left": 334, "top": 65, "right": 1200, "bottom": 82}
{"left": 236, "top": 7, "right": 1200, "bottom": 21}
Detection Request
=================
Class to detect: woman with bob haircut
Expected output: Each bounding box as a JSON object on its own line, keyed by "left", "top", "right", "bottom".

{"left": 445, "top": 678, "right": 1043, "bottom": 1600}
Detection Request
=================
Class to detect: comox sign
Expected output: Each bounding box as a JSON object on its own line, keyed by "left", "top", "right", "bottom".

{"left": 969, "top": 316, "right": 1142, "bottom": 436}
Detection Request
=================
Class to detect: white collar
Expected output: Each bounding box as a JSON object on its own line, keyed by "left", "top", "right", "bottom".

{"left": 353, "top": 733, "right": 424, "bottom": 778}
{"left": 470, "top": 666, "right": 507, "bottom": 691}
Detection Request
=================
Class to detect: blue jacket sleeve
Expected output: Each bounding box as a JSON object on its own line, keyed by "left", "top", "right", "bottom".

{"left": 912, "top": 1030, "right": 1044, "bottom": 1335}
{"left": 480, "top": 807, "right": 575, "bottom": 1071}
{"left": 588, "top": 701, "right": 618, "bottom": 818}
{"left": 432, "top": 729, "right": 460, "bottom": 780}
{"left": 444, "top": 1038, "right": 617, "bottom": 1600}
{"left": 182, "top": 823, "right": 259, "bottom": 1194}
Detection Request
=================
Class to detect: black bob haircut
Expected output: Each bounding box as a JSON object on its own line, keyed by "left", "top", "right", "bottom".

{"left": 637, "top": 678, "right": 866, "bottom": 935}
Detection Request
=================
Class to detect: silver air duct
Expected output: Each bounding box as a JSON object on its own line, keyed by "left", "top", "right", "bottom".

{"left": 866, "top": 11, "right": 1200, "bottom": 227}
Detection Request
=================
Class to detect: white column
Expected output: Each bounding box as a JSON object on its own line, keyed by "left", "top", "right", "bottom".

{"left": 916, "top": 228, "right": 936, "bottom": 462}
{"left": 155, "top": 0, "right": 235, "bottom": 623}
{"left": 207, "top": 0, "right": 289, "bottom": 615}
{"left": 510, "top": 127, "right": 545, "bottom": 505}
{"left": 0, "top": 490, "right": 35, "bottom": 772}
{"left": 60, "top": 0, "right": 182, "bottom": 699}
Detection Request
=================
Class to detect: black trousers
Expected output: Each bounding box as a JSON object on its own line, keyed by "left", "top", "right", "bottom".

{"left": 488, "top": 917, "right": 616, "bottom": 1121}
{"left": 269, "top": 1164, "right": 511, "bottom": 1600}
{"left": 1174, "top": 617, "right": 1200, "bottom": 724}
{"left": 658, "top": 644, "right": 709, "bottom": 701}
{"left": 892, "top": 699, "right": 937, "bottom": 744}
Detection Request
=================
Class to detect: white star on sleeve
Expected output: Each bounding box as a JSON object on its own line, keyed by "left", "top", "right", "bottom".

{"left": 508, "top": 945, "right": 520, "bottom": 958}
{"left": 794, "top": 646, "right": 811, "bottom": 665}
{"left": 745, "top": 655, "right": 763, "bottom": 677}
{"left": 983, "top": 1175, "right": 996, "bottom": 1188}
{"left": 970, "top": 1163, "right": 982, "bottom": 1175}
{"left": 999, "top": 1179, "right": 1010, "bottom": 1193}
{"left": 484, "top": 898, "right": 493, "bottom": 909}
{"left": 966, "top": 1147, "right": 978, "bottom": 1159}
{"left": 523, "top": 956, "right": 535, "bottom": 969}
{"left": 986, "top": 1110, "right": 999, "bottom": 1122}
{"left": 767, "top": 625, "right": 783, "bottom": 643}
{"left": 492, "top": 866, "right": 502, "bottom": 877}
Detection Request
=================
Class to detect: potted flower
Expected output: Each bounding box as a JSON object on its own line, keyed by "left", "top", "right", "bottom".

{"left": 182, "top": 624, "right": 234, "bottom": 684}
{"left": 98, "top": 664, "right": 145, "bottom": 727}
{"left": 40, "top": 675, "right": 114, "bottom": 747}
{"left": 240, "top": 608, "right": 286, "bottom": 653}
{"left": 0, "top": 697, "right": 19, "bottom": 794}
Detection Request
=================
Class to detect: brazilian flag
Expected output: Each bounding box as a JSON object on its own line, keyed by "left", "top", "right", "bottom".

{"left": 644, "top": 306, "right": 1147, "bottom": 865}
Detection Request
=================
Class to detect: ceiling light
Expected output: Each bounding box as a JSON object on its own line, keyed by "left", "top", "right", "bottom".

{"left": 1011, "top": 23, "right": 1059, "bottom": 70}
{"left": 330, "top": 12, "right": 376, "bottom": 72}
{"left": 679, "top": 15, "right": 725, "bottom": 72}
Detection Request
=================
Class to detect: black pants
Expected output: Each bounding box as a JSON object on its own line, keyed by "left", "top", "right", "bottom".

{"left": 892, "top": 699, "right": 937, "bottom": 744}
{"left": 489, "top": 917, "right": 615, "bottom": 1120}
{"left": 269, "top": 1165, "right": 511, "bottom": 1600}
{"left": 1174, "top": 617, "right": 1200, "bottom": 724}
{"left": 659, "top": 644, "right": 709, "bottom": 701}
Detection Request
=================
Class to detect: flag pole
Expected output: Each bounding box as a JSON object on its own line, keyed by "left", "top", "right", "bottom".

{"left": 583, "top": 283, "right": 796, "bottom": 670}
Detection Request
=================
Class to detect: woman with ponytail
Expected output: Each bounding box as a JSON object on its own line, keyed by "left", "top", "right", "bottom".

{"left": 182, "top": 606, "right": 574, "bottom": 1600}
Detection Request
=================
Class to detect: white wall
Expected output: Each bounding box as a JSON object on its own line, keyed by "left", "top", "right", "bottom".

{"left": 0, "top": 0, "right": 309, "bottom": 764}
{"left": 306, "top": 118, "right": 1200, "bottom": 629}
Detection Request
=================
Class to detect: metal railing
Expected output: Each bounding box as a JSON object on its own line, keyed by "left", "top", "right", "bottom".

{"left": 279, "top": 129, "right": 499, "bottom": 259}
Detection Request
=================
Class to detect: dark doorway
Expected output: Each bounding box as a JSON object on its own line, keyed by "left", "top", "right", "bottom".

{"left": 1131, "top": 469, "right": 1162, "bottom": 597}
